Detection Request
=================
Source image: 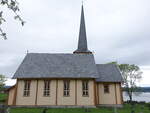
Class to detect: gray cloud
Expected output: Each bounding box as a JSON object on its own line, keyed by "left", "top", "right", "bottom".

{"left": 0, "top": 0, "right": 150, "bottom": 78}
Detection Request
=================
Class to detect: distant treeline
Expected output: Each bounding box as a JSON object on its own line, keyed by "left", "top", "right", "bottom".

{"left": 138, "top": 87, "right": 150, "bottom": 92}
{"left": 123, "top": 87, "right": 150, "bottom": 92}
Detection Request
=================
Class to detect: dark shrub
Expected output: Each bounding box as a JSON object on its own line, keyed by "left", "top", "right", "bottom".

{"left": 146, "top": 103, "right": 150, "bottom": 110}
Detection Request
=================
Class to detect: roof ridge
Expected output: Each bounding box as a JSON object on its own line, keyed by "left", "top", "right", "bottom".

{"left": 27, "top": 53, "right": 94, "bottom": 55}
{"left": 28, "top": 53, "right": 73, "bottom": 54}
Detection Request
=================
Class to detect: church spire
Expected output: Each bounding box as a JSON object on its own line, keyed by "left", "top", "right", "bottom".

{"left": 73, "top": 5, "right": 92, "bottom": 54}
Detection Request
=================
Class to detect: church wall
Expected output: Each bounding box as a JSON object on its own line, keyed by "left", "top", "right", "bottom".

{"left": 16, "top": 80, "right": 37, "bottom": 105}
{"left": 116, "top": 83, "right": 123, "bottom": 104}
{"left": 10, "top": 79, "right": 95, "bottom": 106}
{"left": 37, "top": 80, "right": 56, "bottom": 105}
{"left": 77, "top": 80, "right": 95, "bottom": 106}
{"left": 97, "top": 83, "right": 122, "bottom": 105}
{"left": 57, "top": 80, "right": 76, "bottom": 105}
{"left": 8, "top": 86, "right": 15, "bottom": 105}
{"left": 98, "top": 83, "right": 115, "bottom": 105}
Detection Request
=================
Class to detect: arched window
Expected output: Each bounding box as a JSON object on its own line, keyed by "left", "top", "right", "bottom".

{"left": 63, "top": 80, "right": 70, "bottom": 97}
{"left": 82, "top": 81, "right": 89, "bottom": 96}
{"left": 43, "top": 80, "right": 50, "bottom": 96}
{"left": 23, "top": 80, "right": 31, "bottom": 97}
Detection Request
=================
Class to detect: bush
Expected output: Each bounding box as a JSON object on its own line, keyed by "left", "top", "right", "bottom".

{"left": 0, "top": 93, "right": 7, "bottom": 104}
{"left": 124, "top": 101, "right": 146, "bottom": 105}
{"left": 146, "top": 103, "right": 150, "bottom": 110}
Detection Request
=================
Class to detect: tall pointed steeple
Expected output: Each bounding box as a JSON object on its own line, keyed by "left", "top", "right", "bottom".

{"left": 73, "top": 5, "right": 92, "bottom": 54}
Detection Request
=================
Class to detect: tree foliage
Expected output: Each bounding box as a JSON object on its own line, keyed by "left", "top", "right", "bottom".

{"left": 0, "top": 74, "right": 6, "bottom": 90}
{"left": 119, "top": 64, "right": 142, "bottom": 101}
{"left": 108, "top": 62, "right": 143, "bottom": 101}
{"left": 108, "top": 62, "right": 143, "bottom": 113}
{"left": 0, "top": 0, "right": 25, "bottom": 39}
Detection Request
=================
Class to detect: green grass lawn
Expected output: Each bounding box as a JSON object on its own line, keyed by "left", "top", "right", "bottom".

{"left": 10, "top": 104, "right": 150, "bottom": 113}
{"left": 0, "top": 93, "right": 149, "bottom": 113}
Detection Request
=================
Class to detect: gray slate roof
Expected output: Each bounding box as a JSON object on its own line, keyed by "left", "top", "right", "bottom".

{"left": 13, "top": 53, "right": 99, "bottom": 79}
{"left": 13, "top": 54, "right": 123, "bottom": 82}
{"left": 96, "top": 64, "right": 123, "bottom": 82}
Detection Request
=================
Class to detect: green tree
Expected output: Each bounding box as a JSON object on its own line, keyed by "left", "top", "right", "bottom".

{"left": 108, "top": 62, "right": 143, "bottom": 113}
{"left": 119, "top": 64, "right": 142, "bottom": 101}
{"left": 0, "top": 0, "right": 25, "bottom": 39}
{"left": 108, "top": 62, "right": 142, "bottom": 99}
{"left": 119, "top": 64, "right": 142, "bottom": 113}
{"left": 0, "top": 74, "right": 6, "bottom": 90}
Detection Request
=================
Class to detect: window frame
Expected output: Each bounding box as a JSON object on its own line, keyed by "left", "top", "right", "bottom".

{"left": 104, "top": 84, "right": 110, "bottom": 94}
{"left": 82, "top": 80, "right": 89, "bottom": 97}
{"left": 23, "top": 80, "right": 31, "bottom": 97}
{"left": 63, "top": 80, "right": 70, "bottom": 97}
{"left": 43, "top": 80, "right": 50, "bottom": 97}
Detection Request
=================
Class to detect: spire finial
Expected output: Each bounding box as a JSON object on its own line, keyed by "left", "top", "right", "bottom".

{"left": 73, "top": 4, "right": 92, "bottom": 54}
{"left": 82, "top": 0, "right": 84, "bottom": 5}
{"left": 26, "top": 50, "right": 29, "bottom": 54}
{"left": 82, "top": 0, "right": 87, "bottom": 4}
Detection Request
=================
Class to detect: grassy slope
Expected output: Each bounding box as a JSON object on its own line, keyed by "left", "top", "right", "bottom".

{"left": 10, "top": 104, "right": 150, "bottom": 113}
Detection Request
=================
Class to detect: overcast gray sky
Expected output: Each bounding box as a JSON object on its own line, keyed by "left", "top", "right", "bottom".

{"left": 1, "top": 0, "right": 150, "bottom": 86}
